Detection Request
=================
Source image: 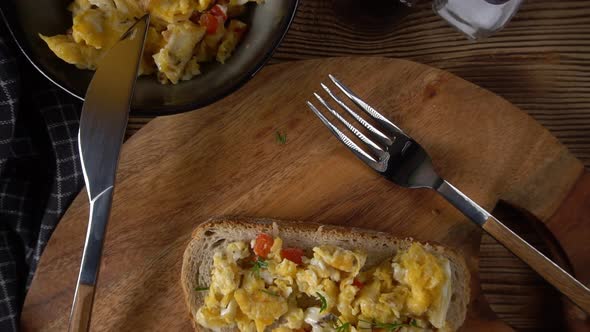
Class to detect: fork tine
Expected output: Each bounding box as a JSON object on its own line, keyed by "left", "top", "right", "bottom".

{"left": 320, "top": 83, "right": 393, "bottom": 147}
{"left": 313, "top": 93, "right": 384, "bottom": 157}
{"left": 329, "top": 74, "right": 405, "bottom": 136}
{"left": 306, "top": 101, "right": 380, "bottom": 169}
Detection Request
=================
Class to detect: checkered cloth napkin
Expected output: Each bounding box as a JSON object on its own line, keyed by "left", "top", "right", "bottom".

{"left": 0, "top": 23, "right": 84, "bottom": 331}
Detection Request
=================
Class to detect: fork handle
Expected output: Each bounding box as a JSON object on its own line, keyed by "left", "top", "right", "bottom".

{"left": 437, "top": 180, "right": 590, "bottom": 314}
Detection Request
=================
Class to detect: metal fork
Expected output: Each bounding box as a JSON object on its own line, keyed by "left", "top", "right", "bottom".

{"left": 307, "top": 75, "right": 590, "bottom": 314}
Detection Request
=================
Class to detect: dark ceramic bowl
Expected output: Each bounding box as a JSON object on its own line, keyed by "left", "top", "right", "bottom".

{"left": 0, "top": 0, "right": 298, "bottom": 115}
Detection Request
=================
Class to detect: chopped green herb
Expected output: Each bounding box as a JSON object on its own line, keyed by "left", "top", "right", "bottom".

{"left": 251, "top": 258, "right": 268, "bottom": 277}
{"left": 261, "top": 289, "right": 279, "bottom": 297}
{"left": 333, "top": 319, "right": 351, "bottom": 332}
{"left": 316, "top": 292, "right": 327, "bottom": 312}
{"left": 275, "top": 131, "right": 287, "bottom": 145}
{"left": 194, "top": 286, "right": 209, "bottom": 291}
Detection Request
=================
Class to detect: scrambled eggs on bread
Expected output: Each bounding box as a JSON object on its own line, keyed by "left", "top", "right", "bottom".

{"left": 40, "top": 0, "right": 260, "bottom": 84}
{"left": 195, "top": 233, "right": 453, "bottom": 332}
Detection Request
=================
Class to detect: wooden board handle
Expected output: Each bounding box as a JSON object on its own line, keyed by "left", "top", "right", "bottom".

{"left": 546, "top": 171, "right": 590, "bottom": 278}
{"left": 544, "top": 170, "right": 590, "bottom": 329}
{"left": 483, "top": 216, "right": 590, "bottom": 314}
{"left": 68, "top": 284, "right": 95, "bottom": 332}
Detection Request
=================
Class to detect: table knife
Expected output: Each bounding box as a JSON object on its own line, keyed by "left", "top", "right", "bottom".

{"left": 69, "top": 15, "right": 149, "bottom": 332}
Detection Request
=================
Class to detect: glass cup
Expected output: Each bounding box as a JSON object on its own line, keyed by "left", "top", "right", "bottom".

{"left": 433, "top": 0, "right": 523, "bottom": 39}
{"left": 331, "top": 0, "right": 522, "bottom": 39}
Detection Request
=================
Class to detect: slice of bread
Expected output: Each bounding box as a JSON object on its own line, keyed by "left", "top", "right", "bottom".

{"left": 181, "top": 217, "right": 470, "bottom": 331}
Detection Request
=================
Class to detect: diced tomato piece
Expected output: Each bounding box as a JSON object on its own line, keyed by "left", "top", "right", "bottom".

{"left": 210, "top": 4, "right": 228, "bottom": 21}
{"left": 253, "top": 233, "right": 274, "bottom": 258}
{"left": 281, "top": 248, "right": 305, "bottom": 265}
{"left": 199, "top": 13, "right": 219, "bottom": 34}
{"left": 352, "top": 278, "right": 364, "bottom": 289}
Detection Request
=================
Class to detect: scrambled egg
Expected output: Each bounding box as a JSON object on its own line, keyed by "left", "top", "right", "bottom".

{"left": 195, "top": 235, "right": 453, "bottom": 332}
{"left": 40, "top": 0, "right": 262, "bottom": 84}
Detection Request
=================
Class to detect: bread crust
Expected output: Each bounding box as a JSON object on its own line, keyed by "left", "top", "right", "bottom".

{"left": 181, "top": 216, "right": 470, "bottom": 331}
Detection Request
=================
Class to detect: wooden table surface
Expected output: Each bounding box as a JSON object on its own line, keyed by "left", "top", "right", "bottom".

{"left": 126, "top": 1, "right": 590, "bottom": 330}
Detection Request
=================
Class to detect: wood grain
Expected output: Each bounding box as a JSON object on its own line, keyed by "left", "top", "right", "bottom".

{"left": 124, "top": 1, "right": 590, "bottom": 329}
{"left": 21, "top": 58, "right": 584, "bottom": 331}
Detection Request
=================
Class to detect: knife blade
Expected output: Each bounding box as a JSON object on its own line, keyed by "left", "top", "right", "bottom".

{"left": 69, "top": 14, "right": 149, "bottom": 332}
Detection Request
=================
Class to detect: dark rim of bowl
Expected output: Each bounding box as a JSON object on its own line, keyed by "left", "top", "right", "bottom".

{"left": 0, "top": 1, "right": 299, "bottom": 116}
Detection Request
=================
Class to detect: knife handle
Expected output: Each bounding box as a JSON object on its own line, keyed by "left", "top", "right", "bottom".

{"left": 68, "top": 187, "right": 114, "bottom": 332}
{"left": 69, "top": 284, "right": 95, "bottom": 332}
{"left": 436, "top": 180, "right": 590, "bottom": 314}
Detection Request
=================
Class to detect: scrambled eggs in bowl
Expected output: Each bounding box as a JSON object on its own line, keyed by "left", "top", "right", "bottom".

{"left": 40, "top": 0, "right": 262, "bottom": 84}
{"left": 195, "top": 233, "right": 453, "bottom": 332}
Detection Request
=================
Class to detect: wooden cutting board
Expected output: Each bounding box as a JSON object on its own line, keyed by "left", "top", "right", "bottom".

{"left": 21, "top": 57, "right": 590, "bottom": 331}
